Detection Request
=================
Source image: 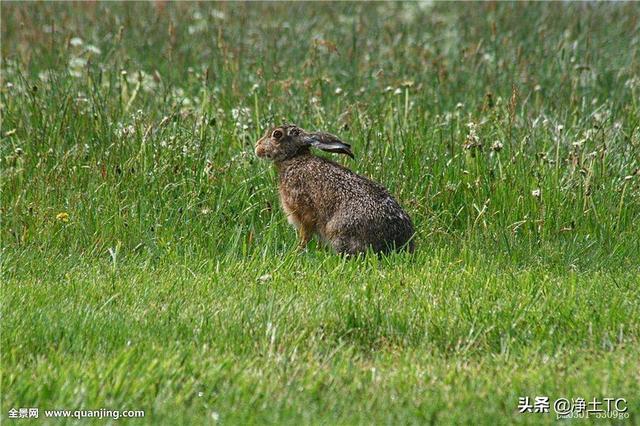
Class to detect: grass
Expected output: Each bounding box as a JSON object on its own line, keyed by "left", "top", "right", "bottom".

{"left": 1, "top": 1, "right": 640, "bottom": 424}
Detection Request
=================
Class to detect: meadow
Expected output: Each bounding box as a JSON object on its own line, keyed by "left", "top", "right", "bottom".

{"left": 2, "top": 2, "right": 639, "bottom": 424}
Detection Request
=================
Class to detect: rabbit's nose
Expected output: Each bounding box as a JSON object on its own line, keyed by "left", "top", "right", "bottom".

{"left": 255, "top": 139, "right": 266, "bottom": 157}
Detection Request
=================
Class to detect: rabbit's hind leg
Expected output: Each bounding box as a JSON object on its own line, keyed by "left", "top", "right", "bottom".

{"left": 325, "top": 217, "right": 366, "bottom": 255}
{"left": 329, "top": 234, "right": 368, "bottom": 256}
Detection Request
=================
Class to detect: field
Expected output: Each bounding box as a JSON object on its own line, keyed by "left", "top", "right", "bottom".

{"left": 2, "top": 2, "right": 640, "bottom": 424}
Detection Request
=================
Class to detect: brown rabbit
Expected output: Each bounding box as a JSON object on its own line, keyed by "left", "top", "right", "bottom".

{"left": 255, "top": 124, "right": 415, "bottom": 255}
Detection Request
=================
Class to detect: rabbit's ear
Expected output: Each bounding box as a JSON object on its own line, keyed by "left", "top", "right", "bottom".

{"left": 303, "top": 132, "right": 354, "bottom": 159}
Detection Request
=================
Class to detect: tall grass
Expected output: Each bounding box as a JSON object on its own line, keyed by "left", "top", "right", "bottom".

{"left": 1, "top": 2, "right": 639, "bottom": 424}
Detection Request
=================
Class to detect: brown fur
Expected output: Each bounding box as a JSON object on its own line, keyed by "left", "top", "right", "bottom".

{"left": 255, "top": 124, "right": 415, "bottom": 255}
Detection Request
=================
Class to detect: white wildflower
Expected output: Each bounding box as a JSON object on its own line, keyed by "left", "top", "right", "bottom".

{"left": 85, "top": 44, "right": 101, "bottom": 55}
{"left": 258, "top": 274, "right": 272, "bottom": 282}
{"left": 127, "top": 71, "right": 158, "bottom": 93}
{"left": 188, "top": 21, "right": 207, "bottom": 34}
{"left": 572, "top": 139, "right": 585, "bottom": 148}
{"left": 464, "top": 122, "right": 482, "bottom": 153}
{"left": 172, "top": 87, "right": 185, "bottom": 98}
{"left": 69, "top": 57, "right": 87, "bottom": 69}
{"left": 38, "top": 70, "right": 52, "bottom": 82}
{"left": 231, "top": 107, "right": 252, "bottom": 131}
{"left": 211, "top": 10, "right": 226, "bottom": 20}
{"left": 625, "top": 76, "right": 640, "bottom": 90}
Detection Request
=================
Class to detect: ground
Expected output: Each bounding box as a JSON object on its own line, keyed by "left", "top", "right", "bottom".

{"left": 2, "top": 2, "right": 639, "bottom": 424}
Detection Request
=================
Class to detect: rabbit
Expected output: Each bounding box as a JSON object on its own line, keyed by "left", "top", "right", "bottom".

{"left": 255, "top": 124, "right": 415, "bottom": 255}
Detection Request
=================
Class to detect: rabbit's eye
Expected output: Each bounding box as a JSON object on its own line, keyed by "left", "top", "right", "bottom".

{"left": 272, "top": 130, "right": 283, "bottom": 139}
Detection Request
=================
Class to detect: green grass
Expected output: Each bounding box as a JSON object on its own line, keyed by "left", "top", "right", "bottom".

{"left": 2, "top": 2, "right": 639, "bottom": 424}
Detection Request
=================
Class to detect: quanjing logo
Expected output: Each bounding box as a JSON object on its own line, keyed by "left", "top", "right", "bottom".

{"left": 7, "top": 408, "right": 145, "bottom": 420}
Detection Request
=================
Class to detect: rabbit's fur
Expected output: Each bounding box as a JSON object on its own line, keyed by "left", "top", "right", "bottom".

{"left": 255, "top": 124, "right": 415, "bottom": 255}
